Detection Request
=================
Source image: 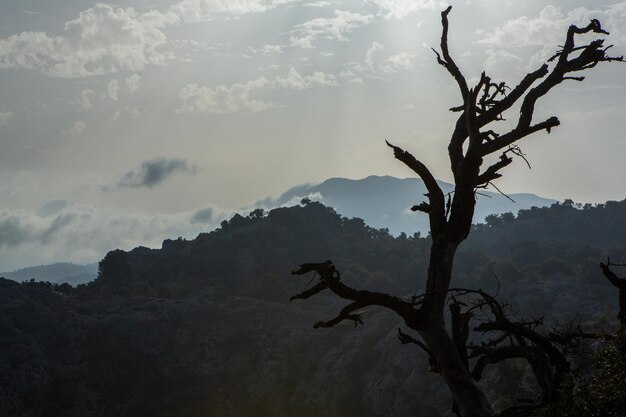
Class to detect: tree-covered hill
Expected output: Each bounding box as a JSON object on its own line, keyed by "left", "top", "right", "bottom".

{"left": 2, "top": 199, "right": 626, "bottom": 416}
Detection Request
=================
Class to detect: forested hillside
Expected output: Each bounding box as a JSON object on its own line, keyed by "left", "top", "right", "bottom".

{"left": 2, "top": 199, "right": 625, "bottom": 416}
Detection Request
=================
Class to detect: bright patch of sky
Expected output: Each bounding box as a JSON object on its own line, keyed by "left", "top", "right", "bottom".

{"left": 0, "top": 0, "right": 625, "bottom": 270}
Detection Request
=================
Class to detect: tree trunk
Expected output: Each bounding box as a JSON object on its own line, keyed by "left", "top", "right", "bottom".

{"left": 419, "top": 228, "right": 495, "bottom": 417}
{"left": 420, "top": 322, "right": 495, "bottom": 417}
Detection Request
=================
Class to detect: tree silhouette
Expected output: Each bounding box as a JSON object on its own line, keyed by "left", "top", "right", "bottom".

{"left": 291, "top": 7, "right": 622, "bottom": 417}
{"left": 600, "top": 261, "right": 626, "bottom": 326}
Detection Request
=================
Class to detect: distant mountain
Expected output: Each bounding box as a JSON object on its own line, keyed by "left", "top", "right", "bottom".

{"left": 1, "top": 262, "right": 98, "bottom": 285}
{"left": 258, "top": 175, "right": 556, "bottom": 235}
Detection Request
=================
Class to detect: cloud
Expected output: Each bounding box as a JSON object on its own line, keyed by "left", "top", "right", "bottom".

{"left": 381, "top": 52, "right": 414, "bottom": 72}
{"left": 190, "top": 207, "right": 214, "bottom": 224}
{"left": 0, "top": 4, "right": 174, "bottom": 77}
{"left": 340, "top": 42, "right": 415, "bottom": 82}
{"left": 177, "top": 67, "right": 337, "bottom": 113}
{"left": 478, "top": 4, "right": 626, "bottom": 49}
{"left": 170, "top": 0, "right": 299, "bottom": 22}
{"left": 289, "top": 10, "right": 373, "bottom": 48}
{"left": 177, "top": 77, "right": 273, "bottom": 114}
{"left": 274, "top": 67, "right": 338, "bottom": 89}
{"left": 248, "top": 44, "right": 284, "bottom": 55}
{"left": 477, "top": 6, "right": 566, "bottom": 48}
{"left": 125, "top": 74, "right": 142, "bottom": 93}
{"left": 0, "top": 111, "right": 14, "bottom": 126}
{"left": 37, "top": 200, "right": 69, "bottom": 217}
{"left": 107, "top": 79, "right": 120, "bottom": 101}
{"left": 0, "top": 215, "right": 34, "bottom": 248}
{"left": 368, "top": 0, "right": 450, "bottom": 20}
{"left": 77, "top": 89, "right": 95, "bottom": 111}
{"left": 0, "top": 202, "right": 229, "bottom": 270}
{"left": 475, "top": 4, "right": 626, "bottom": 79}
{"left": 119, "top": 158, "right": 196, "bottom": 188}
{"left": 365, "top": 41, "right": 384, "bottom": 69}
{"left": 483, "top": 49, "right": 524, "bottom": 82}
{"left": 68, "top": 121, "right": 86, "bottom": 136}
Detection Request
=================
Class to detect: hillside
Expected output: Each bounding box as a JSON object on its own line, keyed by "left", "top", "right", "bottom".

{"left": 1, "top": 262, "right": 97, "bottom": 285}
{"left": 2, "top": 199, "right": 625, "bottom": 416}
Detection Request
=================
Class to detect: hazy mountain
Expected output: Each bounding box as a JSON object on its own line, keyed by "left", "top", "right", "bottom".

{"left": 258, "top": 176, "right": 555, "bottom": 235}
{"left": 1, "top": 262, "right": 98, "bottom": 285}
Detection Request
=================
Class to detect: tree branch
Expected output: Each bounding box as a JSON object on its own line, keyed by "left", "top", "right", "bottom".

{"left": 433, "top": 6, "right": 469, "bottom": 101}
{"left": 481, "top": 117, "right": 560, "bottom": 156}
{"left": 386, "top": 141, "right": 446, "bottom": 234}
{"left": 314, "top": 300, "right": 365, "bottom": 328}
{"left": 291, "top": 261, "right": 421, "bottom": 329}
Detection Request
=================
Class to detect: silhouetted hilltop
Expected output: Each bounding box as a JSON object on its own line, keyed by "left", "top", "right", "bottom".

{"left": 2, "top": 199, "right": 625, "bottom": 416}
{"left": 258, "top": 176, "right": 555, "bottom": 235}
{"left": 1, "top": 262, "right": 97, "bottom": 285}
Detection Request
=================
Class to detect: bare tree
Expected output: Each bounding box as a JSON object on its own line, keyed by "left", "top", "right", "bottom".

{"left": 291, "top": 7, "right": 622, "bottom": 417}
{"left": 600, "top": 260, "right": 626, "bottom": 326}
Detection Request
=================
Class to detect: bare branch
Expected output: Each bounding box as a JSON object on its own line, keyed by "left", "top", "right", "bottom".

{"left": 475, "top": 153, "right": 513, "bottom": 187}
{"left": 314, "top": 300, "right": 365, "bottom": 328}
{"left": 434, "top": 6, "right": 469, "bottom": 101}
{"left": 291, "top": 261, "right": 421, "bottom": 328}
{"left": 290, "top": 281, "right": 327, "bottom": 301}
{"left": 386, "top": 140, "right": 446, "bottom": 233}
{"left": 482, "top": 117, "right": 560, "bottom": 156}
{"left": 477, "top": 64, "right": 549, "bottom": 127}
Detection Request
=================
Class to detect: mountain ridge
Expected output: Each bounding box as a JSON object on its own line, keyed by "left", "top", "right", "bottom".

{"left": 258, "top": 175, "right": 556, "bottom": 235}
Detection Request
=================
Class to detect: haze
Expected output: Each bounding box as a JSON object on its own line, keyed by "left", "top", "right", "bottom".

{"left": 0, "top": 0, "right": 625, "bottom": 270}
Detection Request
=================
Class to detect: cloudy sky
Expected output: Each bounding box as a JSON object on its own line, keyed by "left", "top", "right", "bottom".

{"left": 0, "top": 0, "right": 625, "bottom": 271}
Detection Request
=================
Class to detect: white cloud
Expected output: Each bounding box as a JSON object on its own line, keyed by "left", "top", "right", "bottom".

{"left": 0, "top": 4, "right": 173, "bottom": 78}
{"left": 125, "top": 74, "right": 141, "bottom": 93}
{"left": 68, "top": 121, "right": 86, "bottom": 136}
{"left": 368, "top": 0, "right": 450, "bottom": 20}
{"left": 0, "top": 111, "right": 14, "bottom": 126}
{"left": 110, "top": 110, "right": 121, "bottom": 124}
{"left": 77, "top": 89, "right": 95, "bottom": 111}
{"left": 381, "top": 52, "right": 414, "bottom": 73}
{"left": 341, "top": 41, "right": 414, "bottom": 82}
{"left": 274, "top": 67, "right": 338, "bottom": 89}
{"left": 177, "top": 67, "right": 337, "bottom": 113}
{"left": 252, "top": 44, "right": 284, "bottom": 54}
{"left": 170, "top": 0, "right": 299, "bottom": 22}
{"left": 365, "top": 41, "right": 384, "bottom": 70}
{"left": 107, "top": 79, "right": 120, "bottom": 101}
{"left": 478, "top": 4, "right": 626, "bottom": 48}
{"left": 177, "top": 77, "right": 273, "bottom": 114}
{"left": 478, "top": 6, "right": 565, "bottom": 48}
{"left": 483, "top": 49, "right": 524, "bottom": 82}
{"left": 289, "top": 10, "right": 373, "bottom": 48}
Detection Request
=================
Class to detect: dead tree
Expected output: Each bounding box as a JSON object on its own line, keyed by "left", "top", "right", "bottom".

{"left": 291, "top": 7, "right": 622, "bottom": 417}
{"left": 600, "top": 261, "right": 626, "bottom": 326}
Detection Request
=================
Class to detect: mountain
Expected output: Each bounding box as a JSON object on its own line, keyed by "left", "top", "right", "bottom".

{"left": 1, "top": 262, "right": 98, "bottom": 285}
{"left": 258, "top": 175, "right": 555, "bottom": 235}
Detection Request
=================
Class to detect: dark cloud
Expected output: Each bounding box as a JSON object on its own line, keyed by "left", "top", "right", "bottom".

{"left": 40, "top": 213, "right": 77, "bottom": 243}
{"left": 37, "top": 200, "right": 69, "bottom": 217}
{"left": 119, "top": 158, "right": 195, "bottom": 188}
{"left": 190, "top": 207, "right": 213, "bottom": 224}
{"left": 0, "top": 211, "right": 77, "bottom": 248}
{"left": 0, "top": 216, "right": 33, "bottom": 247}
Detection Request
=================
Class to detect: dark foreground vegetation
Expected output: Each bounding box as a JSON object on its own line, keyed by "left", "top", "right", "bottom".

{"left": 2, "top": 199, "right": 626, "bottom": 417}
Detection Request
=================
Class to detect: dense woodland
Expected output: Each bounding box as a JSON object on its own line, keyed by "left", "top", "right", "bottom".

{"left": 2, "top": 200, "right": 626, "bottom": 416}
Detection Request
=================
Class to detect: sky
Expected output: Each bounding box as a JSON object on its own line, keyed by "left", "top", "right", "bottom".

{"left": 0, "top": 0, "right": 625, "bottom": 271}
